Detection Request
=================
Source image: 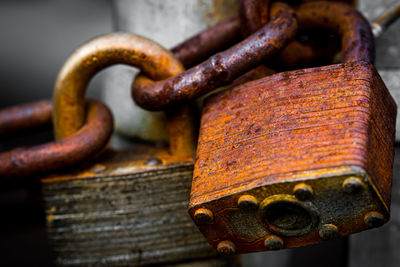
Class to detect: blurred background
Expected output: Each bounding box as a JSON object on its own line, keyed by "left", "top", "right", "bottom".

{"left": 0, "top": 0, "right": 399, "bottom": 266}
{"left": 0, "top": 0, "right": 113, "bottom": 108}
{"left": 0, "top": 1, "right": 112, "bottom": 266}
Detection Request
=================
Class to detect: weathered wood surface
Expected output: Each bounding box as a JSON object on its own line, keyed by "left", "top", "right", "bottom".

{"left": 41, "top": 148, "right": 227, "bottom": 266}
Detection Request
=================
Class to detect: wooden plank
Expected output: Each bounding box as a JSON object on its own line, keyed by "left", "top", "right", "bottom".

{"left": 41, "top": 148, "right": 228, "bottom": 266}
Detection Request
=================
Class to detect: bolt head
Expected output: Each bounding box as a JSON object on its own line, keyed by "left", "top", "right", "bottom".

{"left": 145, "top": 158, "right": 162, "bottom": 166}
{"left": 264, "top": 235, "right": 284, "bottom": 250}
{"left": 91, "top": 164, "right": 106, "bottom": 173}
{"left": 342, "top": 177, "right": 364, "bottom": 193}
{"left": 217, "top": 240, "right": 236, "bottom": 256}
{"left": 194, "top": 208, "right": 214, "bottom": 224}
{"left": 293, "top": 183, "right": 313, "bottom": 200}
{"left": 319, "top": 224, "right": 339, "bottom": 240}
{"left": 364, "top": 211, "right": 384, "bottom": 228}
{"left": 238, "top": 195, "right": 258, "bottom": 210}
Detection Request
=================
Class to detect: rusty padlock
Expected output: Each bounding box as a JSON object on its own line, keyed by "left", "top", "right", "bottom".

{"left": 188, "top": 2, "right": 397, "bottom": 254}
{"left": 40, "top": 33, "right": 223, "bottom": 266}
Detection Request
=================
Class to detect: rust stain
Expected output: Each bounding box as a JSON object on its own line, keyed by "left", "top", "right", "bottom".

{"left": 53, "top": 33, "right": 186, "bottom": 139}
{"left": 188, "top": 2, "right": 395, "bottom": 254}
{"left": 240, "top": 0, "right": 364, "bottom": 68}
{"left": 0, "top": 100, "right": 52, "bottom": 135}
{"left": 171, "top": 15, "right": 242, "bottom": 68}
{"left": 0, "top": 99, "right": 113, "bottom": 178}
{"left": 202, "top": 0, "right": 240, "bottom": 26}
{"left": 53, "top": 33, "right": 196, "bottom": 157}
{"left": 132, "top": 2, "right": 298, "bottom": 110}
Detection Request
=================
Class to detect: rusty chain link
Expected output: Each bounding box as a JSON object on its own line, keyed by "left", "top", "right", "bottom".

{"left": 0, "top": 0, "right": 376, "bottom": 178}
{"left": 53, "top": 33, "right": 196, "bottom": 157}
{"left": 132, "top": 1, "right": 373, "bottom": 111}
{"left": 132, "top": 2, "right": 297, "bottom": 110}
{"left": 0, "top": 99, "right": 113, "bottom": 178}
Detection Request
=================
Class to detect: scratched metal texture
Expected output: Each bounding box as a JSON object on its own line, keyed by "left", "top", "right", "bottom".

{"left": 190, "top": 61, "right": 396, "bottom": 252}
{"left": 192, "top": 62, "right": 396, "bottom": 206}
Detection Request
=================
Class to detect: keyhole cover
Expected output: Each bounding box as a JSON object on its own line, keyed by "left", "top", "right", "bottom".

{"left": 259, "top": 195, "right": 320, "bottom": 237}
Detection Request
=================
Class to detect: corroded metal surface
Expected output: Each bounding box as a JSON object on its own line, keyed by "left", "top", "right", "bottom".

{"left": 171, "top": 15, "right": 242, "bottom": 68}
{"left": 53, "top": 33, "right": 186, "bottom": 139}
{"left": 131, "top": 2, "right": 297, "bottom": 110}
{"left": 295, "top": 2, "right": 374, "bottom": 64}
{"left": 0, "top": 99, "right": 113, "bottom": 178}
{"left": 240, "top": 0, "right": 339, "bottom": 69}
{"left": 44, "top": 31, "right": 208, "bottom": 266}
{"left": 132, "top": 1, "right": 374, "bottom": 110}
{"left": 0, "top": 100, "right": 52, "bottom": 135}
{"left": 189, "top": 2, "right": 396, "bottom": 254}
{"left": 103, "top": 0, "right": 240, "bottom": 144}
{"left": 52, "top": 32, "right": 195, "bottom": 156}
{"left": 191, "top": 61, "right": 396, "bottom": 254}
{"left": 239, "top": 0, "right": 270, "bottom": 37}
{"left": 171, "top": 1, "right": 332, "bottom": 71}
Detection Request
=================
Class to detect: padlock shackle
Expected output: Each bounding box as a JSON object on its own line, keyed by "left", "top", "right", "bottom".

{"left": 240, "top": 0, "right": 340, "bottom": 68}
{"left": 0, "top": 99, "right": 113, "bottom": 178}
{"left": 132, "top": 1, "right": 375, "bottom": 111}
{"left": 295, "top": 1, "right": 374, "bottom": 64}
{"left": 132, "top": 2, "right": 297, "bottom": 110}
{"left": 53, "top": 33, "right": 195, "bottom": 157}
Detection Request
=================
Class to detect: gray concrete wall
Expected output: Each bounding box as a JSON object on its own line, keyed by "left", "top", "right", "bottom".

{"left": 0, "top": 0, "right": 112, "bottom": 108}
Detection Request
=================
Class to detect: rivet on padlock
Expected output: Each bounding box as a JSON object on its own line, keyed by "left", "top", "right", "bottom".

{"left": 217, "top": 240, "right": 237, "bottom": 256}
{"left": 319, "top": 224, "right": 340, "bottom": 241}
{"left": 189, "top": 1, "right": 396, "bottom": 254}
{"left": 264, "top": 235, "right": 284, "bottom": 250}
{"left": 238, "top": 195, "right": 259, "bottom": 210}
{"left": 293, "top": 183, "right": 314, "bottom": 200}
{"left": 194, "top": 208, "right": 214, "bottom": 224}
{"left": 342, "top": 177, "right": 364, "bottom": 194}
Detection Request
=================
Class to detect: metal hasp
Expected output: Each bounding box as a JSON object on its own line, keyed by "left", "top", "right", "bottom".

{"left": 189, "top": 1, "right": 397, "bottom": 254}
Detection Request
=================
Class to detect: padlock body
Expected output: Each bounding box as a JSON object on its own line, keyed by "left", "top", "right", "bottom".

{"left": 190, "top": 61, "right": 396, "bottom": 254}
